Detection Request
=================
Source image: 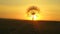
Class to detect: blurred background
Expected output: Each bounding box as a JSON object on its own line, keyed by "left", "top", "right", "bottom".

{"left": 0, "top": 0, "right": 60, "bottom": 34}
{"left": 0, "top": 0, "right": 60, "bottom": 21}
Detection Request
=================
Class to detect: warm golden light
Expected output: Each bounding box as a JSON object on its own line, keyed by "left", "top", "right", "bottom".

{"left": 0, "top": 0, "right": 60, "bottom": 21}
{"left": 31, "top": 15, "right": 37, "bottom": 20}
{"left": 27, "top": 13, "right": 40, "bottom": 20}
{"left": 26, "top": 6, "right": 40, "bottom": 20}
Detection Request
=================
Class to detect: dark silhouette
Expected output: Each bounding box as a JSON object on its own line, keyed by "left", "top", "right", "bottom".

{"left": 0, "top": 18, "right": 60, "bottom": 34}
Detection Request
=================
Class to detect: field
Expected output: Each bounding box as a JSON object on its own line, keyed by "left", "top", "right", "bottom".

{"left": 0, "top": 18, "right": 60, "bottom": 34}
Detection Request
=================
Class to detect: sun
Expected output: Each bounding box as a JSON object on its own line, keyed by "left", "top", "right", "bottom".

{"left": 31, "top": 15, "right": 37, "bottom": 20}
{"left": 27, "top": 13, "right": 40, "bottom": 20}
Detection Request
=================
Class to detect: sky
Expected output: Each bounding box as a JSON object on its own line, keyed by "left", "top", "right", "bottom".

{"left": 0, "top": 0, "right": 60, "bottom": 21}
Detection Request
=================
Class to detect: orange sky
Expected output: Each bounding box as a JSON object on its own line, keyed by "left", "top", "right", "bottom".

{"left": 0, "top": 0, "right": 60, "bottom": 21}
